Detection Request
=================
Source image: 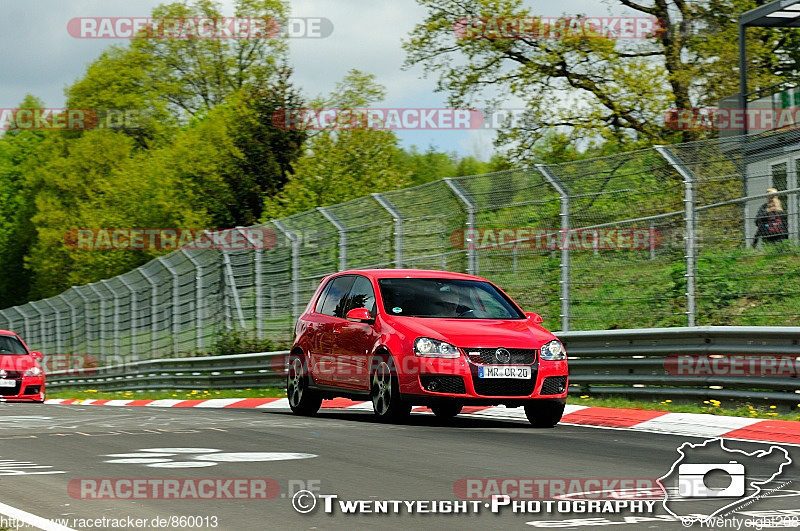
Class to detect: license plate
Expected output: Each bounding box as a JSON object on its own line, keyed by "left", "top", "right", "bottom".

{"left": 478, "top": 366, "right": 530, "bottom": 379}
{"left": 0, "top": 380, "right": 16, "bottom": 388}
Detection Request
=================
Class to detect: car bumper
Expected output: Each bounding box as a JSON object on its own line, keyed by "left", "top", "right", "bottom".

{"left": 0, "top": 377, "right": 45, "bottom": 402}
{"left": 397, "top": 355, "right": 568, "bottom": 404}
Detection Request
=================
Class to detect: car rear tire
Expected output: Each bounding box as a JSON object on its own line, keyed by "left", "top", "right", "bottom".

{"left": 524, "top": 400, "right": 565, "bottom": 428}
{"left": 371, "top": 356, "right": 411, "bottom": 422}
{"left": 287, "top": 354, "right": 322, "bottom": 416}
{"left": 431, "top": 404, "right": 462, "bottom": 418}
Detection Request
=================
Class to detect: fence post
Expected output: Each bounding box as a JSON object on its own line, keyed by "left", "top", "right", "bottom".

{"left": 536, "top": 164, "right": 570, "bottom": 332}
{"left": 61, "top": 294, "right": 78, "bottom": 354}
{"left": 443, "top": 178, "right": 477, "bottom": 275}
{"left": 73, "top": 287, "right": 91, "bottom": 356}
{"left": 8, "top": 307, "right": 30, "bottom": 344}
{"left": 220, "top": 250, "right": 247, "bottom": 331}
{"left": 86, "top": 284, "right": 105, "bottom": 359}
{"left": 41, "top": 299, "right": 62, "bottom": 355}
{"left": 139, "top": 269, "right": 159, "bottom": 356}
{"left": 101, "top": 280, "right": 120, "bottom": 359}
{"left": 118, "top": 276, "right": 137, "bottom": 358}
{"left": 181, "top": 250, "right": 205, "bottom": 353}
{"left": 317, "top": 207, "right": 348, "bottom": 270}
{"left": 29, "top": 302, "right": 46, "bottom": 351}
{"left": 159, "top": 258, "right": 181, "bottom": 356}
{"left": 372, "top": 193, "right": 404, "bottom": 268}
{"left": 654, "top": 146, "right": 697, "bottom": 327}
{"left": 273, "top": 220, "right": 301, "bottom": 326}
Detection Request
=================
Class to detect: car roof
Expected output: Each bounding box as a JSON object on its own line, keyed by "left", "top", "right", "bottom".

{"left": 333, "top": 269, "right": 488, "bottom": 281}
{"left": 0, "top": 330, "right": 19, "bottom": 337}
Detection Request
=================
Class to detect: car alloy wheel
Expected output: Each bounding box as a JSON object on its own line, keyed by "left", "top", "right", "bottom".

{"left": 287, "top": 355, "right": 322, "bottom": 416}
{"left": 371, "top": 357, "right": 410, "bottom": 421}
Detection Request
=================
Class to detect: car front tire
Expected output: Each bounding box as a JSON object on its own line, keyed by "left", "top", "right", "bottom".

{"left": 371, "top": 355, "right": 411, "bottom": 422}
{"left": 287, "top": 354, "right": 322, "bottom": 416}
{"left": 431, "top": 404, "right": 462, "bottom": 418}
{"left": 524, "top": 400, "right": 565, "bottom": 428}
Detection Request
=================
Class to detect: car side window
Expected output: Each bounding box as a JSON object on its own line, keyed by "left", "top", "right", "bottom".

{"left": 318, "top": 276, "right": 356, "bottom": 318}
{"left": 343, "top": 276, "right": 376, "bottom": 317}
{"left": 314, "top": 280, "right": 334, "bottom": 314}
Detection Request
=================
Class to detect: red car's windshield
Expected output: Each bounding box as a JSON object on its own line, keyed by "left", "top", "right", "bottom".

{"left": 378, "top": 278, "right": 524, "bottom": 319}
{"left": 0, "top": 335, "right": 29, "bottom": 355}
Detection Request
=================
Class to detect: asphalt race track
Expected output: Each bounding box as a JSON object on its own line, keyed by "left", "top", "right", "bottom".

{"left": 0, "top": 403, "right": 798, "bottom": 530}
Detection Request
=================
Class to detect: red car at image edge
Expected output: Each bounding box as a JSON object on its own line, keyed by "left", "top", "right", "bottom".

{"left": 0, "top": 330, "right": 46, "bottom": 402}
{"left": 288, "top": 269, "right": 568, "bottom": 426}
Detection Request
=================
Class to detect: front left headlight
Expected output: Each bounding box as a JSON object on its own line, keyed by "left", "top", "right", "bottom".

{"left": 540, "top": 340, "right": 566, "bottom": 361}
{"left": 24, "top": 366, "right": 42, "bottom": 377}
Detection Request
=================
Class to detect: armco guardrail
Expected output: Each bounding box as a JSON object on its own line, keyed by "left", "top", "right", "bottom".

{"left": 45, "top": 351, "right": 289, "bottom": 392}
{"left": 558, "top": 327, "right": 800, "bottom": 405}
{"left": 46, "top": 327, "right": 800, "bottom": 405}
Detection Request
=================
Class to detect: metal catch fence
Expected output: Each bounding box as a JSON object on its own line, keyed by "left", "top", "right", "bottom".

{"left": 2, "top": 130, "right": 800, "bottom": 362}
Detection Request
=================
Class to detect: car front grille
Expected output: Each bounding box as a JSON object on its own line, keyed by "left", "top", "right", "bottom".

{"left": 464, "top": 348, "right": 537, "bottom": 365}
{"left": 540, "top": 376, "right": 567, "bottom": 395}
{"left": 471, "top": 375, "right": 535, "bottom": 397}
{"left": 420, "top": 375, "right": 466, "bottom": 394}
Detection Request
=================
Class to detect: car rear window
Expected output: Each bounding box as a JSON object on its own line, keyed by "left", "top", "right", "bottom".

{"left": 377, "top": 278, "right": 524, "bottom": 319}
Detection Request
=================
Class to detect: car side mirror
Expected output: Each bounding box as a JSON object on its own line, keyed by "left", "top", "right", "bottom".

{"left": 525, "top": 312, "right": 543, "bottom": 325}
{"left": 346, "top": 308, "right": 372, "bottom": 322}
{"left": 31, "top": 351, "right": 43, "bottom": 359}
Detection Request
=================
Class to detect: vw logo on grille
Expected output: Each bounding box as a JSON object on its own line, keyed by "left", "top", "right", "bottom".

{"left": 0, "top": 370, "right": 6, "bottom": 379}
{"left": 494, "top": 348, "right": 511, "bottom": 363}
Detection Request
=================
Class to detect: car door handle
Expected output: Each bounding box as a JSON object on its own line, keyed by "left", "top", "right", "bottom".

{"left": 333, "top": 327, "right": 341, "bottom": 334}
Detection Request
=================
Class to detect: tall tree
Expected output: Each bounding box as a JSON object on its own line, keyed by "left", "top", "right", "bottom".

{"left": 262, "top": 70, "right": 411, "bottom": 219}
{"left": 0, "top": 95, "right": 47, "bottom": 308}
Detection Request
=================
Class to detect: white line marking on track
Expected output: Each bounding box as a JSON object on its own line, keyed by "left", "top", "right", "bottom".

{"left": 255, "top": 398, "right": 290, "bottom": 408}
{"left": 193, "top": 399, "right": 246, "bottom": 408}
{"left": 632, "top": 412, "right": 762, "bottom": 438}
{"left": 0, "top": 501, "right": 76, "bottom": 531}
{"left": 144, "top": 400, "right": 185, "bottom": 407}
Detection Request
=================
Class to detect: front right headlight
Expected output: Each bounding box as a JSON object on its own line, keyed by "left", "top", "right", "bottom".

{"left": 414, "top": 337, "right": 460, "bottom": 358}
{"left": 540, "top": 340, "right": 566, "bottom": 361}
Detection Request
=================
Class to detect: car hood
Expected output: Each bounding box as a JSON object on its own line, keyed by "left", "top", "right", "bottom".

{"left": 386, "top": 316, "right": 556, "bottom": 349}
{"left": 0, "top": 355, "right": 37, "bottom": 372}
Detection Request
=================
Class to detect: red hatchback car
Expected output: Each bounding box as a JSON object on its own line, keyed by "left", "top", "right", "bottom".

{"left": 288, "top": 270, "right": 568, "bottom": 426}
{"left": 0, "top": 330, "right": 46, "bottom": 402}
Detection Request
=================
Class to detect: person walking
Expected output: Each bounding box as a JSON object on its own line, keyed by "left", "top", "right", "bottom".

{"left": 753, "top": 188, "right": 788, "bottom": 247}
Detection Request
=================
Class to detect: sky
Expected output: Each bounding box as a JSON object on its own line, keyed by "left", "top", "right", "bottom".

{"left": 1, "top": 0, "right": 622, "bottom": 160}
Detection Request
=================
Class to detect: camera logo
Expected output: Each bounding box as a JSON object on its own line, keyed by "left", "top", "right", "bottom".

{"left": 658, "top": 438, "right": 792, "bottom": 526}
{"left": 677, "top": 461, "right": 745, "bottom": 498}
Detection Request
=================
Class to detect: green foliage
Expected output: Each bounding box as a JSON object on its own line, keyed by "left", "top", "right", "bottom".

{"left": 261, "top": 71, "right": 412, "bottom": 219}
{"left": 210, "top": 330, "right": 277, "bottom": 356}
{"left": 403, "top": 0, "right": 800, "bottom": 160}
